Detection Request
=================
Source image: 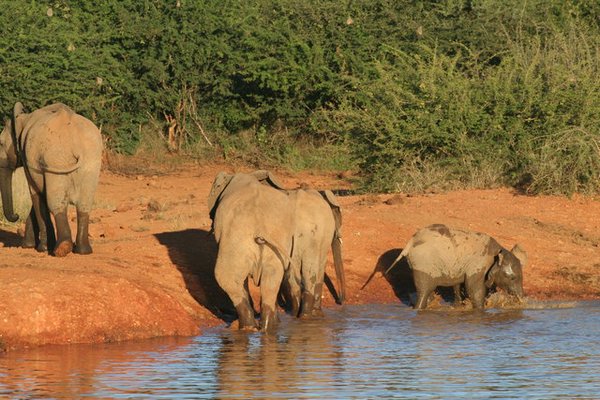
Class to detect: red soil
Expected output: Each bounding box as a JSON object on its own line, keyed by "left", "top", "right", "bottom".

{"left": 1, "top": 160, "right": 599, "bottom": 350}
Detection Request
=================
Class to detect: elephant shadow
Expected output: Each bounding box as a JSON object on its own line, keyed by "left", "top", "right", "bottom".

{"left": 372, "top": 249, "right": 460, "bottom": 307}
{"left": 155, "top": 229, "right": 235, "bottom": 322}
{"left": 375, "top": 248, "right": 415, "bottom": 307}
{"left": 0, "top": 228, "right": 23, "bottom": 248}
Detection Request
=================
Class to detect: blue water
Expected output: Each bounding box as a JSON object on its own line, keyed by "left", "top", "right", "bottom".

{"left": 1, "top": 302, "right": 599, "bottom": 398}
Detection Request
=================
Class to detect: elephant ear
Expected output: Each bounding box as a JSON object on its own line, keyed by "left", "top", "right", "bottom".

{"left": 320, "top": 190, "right": 342, "bottom": 228}
{"left": 485, "top": 251, "right": 504, "bottom": 289}
{"left": 10, "top": 102, "right": 26, "bottom": 166}
{"left": 207, "top": 171, "right": 233, "bottom": 221}
{"left": 252, "top": 170, "right": 287, "bottom": 190}
{"left": 13, "top": 102, "right": 24, "bottom": 117}
{"left": 510, "top": 244, "right": 528, "bottom": 268}
{"left": 11, "top": 102, "right": 25, "bottom": 135}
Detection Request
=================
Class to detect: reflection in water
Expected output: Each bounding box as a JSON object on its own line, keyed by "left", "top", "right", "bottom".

{"left": 1, "top": 303, "right": 600, "bottom": 398}
{"left": 216, "top": 318, "right": 343, "bottom": 398}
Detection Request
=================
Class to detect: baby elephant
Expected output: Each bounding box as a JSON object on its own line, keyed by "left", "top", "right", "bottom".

{"left": 387, "top": 224, "right": 527, "bottom": 310}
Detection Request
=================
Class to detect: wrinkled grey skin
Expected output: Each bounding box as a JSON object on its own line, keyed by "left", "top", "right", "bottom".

{"left": 0, "top": 102, "right": 103, "bottom": 256}
{"left": 208, "top": 171, "right": 297, "bottom": 332}
{"left": 256, "top": 172, "right": 345, "bottom": 318}
{"left": 387, "top": 224, "right": 527, "bottom": 310}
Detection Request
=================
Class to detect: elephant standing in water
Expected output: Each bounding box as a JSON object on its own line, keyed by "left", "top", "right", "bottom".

{"left": 387, "top": 224, "right": 527, "bottom": 310}
{"left": 208, "top": 171, "right": 297, "bottom": 332}
{"left": 255, "top": 171, "right": 346, "bottom": 317}
{"left": 0, "top": 102, "right": 103, "bottom": 256}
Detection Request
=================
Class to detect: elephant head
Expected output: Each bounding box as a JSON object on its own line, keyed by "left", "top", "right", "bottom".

{"left": 485, "top": 244, "right": 527, "bottom": 299}
{"left": 0, "top": 102, "right": 26, "bottom": 222}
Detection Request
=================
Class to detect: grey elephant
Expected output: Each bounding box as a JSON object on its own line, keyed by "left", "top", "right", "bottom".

{"left": 256, "top": 172, "right": 345, "bottom": 317}
{"left": 208, "top": 171, "right": 297, "bottom": 332}
{"left": 0, "top": 102, "right": 103, "bottom": 256}
{"left": 387, "top": 224, "right": 527, "bottom": 309}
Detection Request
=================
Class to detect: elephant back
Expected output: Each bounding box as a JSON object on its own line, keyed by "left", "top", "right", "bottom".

{"left": 21, "top": 105, "right": 101, "bottom": 173}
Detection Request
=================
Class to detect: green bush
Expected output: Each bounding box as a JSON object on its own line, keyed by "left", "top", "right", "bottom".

{"left": 0, "top": 0, "right": 597, "bottom": 194}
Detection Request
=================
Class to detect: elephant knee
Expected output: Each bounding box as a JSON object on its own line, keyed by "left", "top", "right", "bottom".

{"left": 214, "top": 265, "right": 238, "bottom": 294}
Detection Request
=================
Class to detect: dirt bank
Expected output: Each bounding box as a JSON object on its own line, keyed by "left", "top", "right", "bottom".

{"left": 1, "top": 160, "right": 599, "bottom": 351}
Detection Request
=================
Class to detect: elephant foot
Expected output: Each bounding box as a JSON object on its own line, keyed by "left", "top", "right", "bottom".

{"left": 311, "top": 308, "right": 325, "bottom": 318}
{"left": 54, "top": 241, "right": 73, "bottom": 257}
{"left": 22, "top": 239, "right": 36, "bottom": 249}
{"left": 291, "top": 299, "right": 301, "bottom": 318}
{"left": 74, "top": 243, "right": 93, "bottom": 255}
{"left": 36, "top": 243, "right": 48, "bottom": 253}
{"left": 260, "top": 306, "right": 279, "bottom": 333}
{"left": 239, "top": 324, "right": 259, "bottom": 332}
{"left": 236, "top": 304, "right": 258, "bottom": 331}
{"left": 299, "top": 292, "right": 316, "bottom": 318}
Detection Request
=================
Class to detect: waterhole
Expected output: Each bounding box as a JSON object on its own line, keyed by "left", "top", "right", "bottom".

{"left": 2, "top": 302, "right": 599, "bottom": 398}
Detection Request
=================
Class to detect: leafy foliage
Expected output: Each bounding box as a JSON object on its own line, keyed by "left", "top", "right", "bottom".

{"left": 0, "top": 0, "right": 598, "bottom": 193}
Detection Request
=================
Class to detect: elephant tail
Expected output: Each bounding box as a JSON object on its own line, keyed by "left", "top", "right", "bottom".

{"left": 31, "top": 156, "right": 82, "bottom": 174}
{"left": 331, "top": 218, "right": 346, "bottom": 305}
{"left": 361, "top": 243, "right": 413, "bottom": 291}
{"left": 255, "top": 236, "right": 292, "bottom": 270}
{"left": 320, "top": 189, "right": 346, "bottom": 304}
{"left": 384, "top": 239, "right": 414, "bottom": 275}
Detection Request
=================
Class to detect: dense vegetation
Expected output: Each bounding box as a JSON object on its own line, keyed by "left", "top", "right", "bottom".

{"left": 1, "top": 0, "right": 598, "bottom": 194}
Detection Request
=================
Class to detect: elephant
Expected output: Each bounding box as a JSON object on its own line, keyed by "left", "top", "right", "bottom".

{"left": 0, "top": 102, "right": 103, "bottom": 256}
{"left": 386, "top": 224, "right": 527, "bottom": 310}
{"left": 208, "top": 171, "right": 297, "bottom": 332}
{"left": 255, "top": 171, "right": 346, "bottom": 318}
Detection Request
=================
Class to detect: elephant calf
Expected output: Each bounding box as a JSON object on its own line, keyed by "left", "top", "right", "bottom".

{"left": 387, "top": 224, "right": 527, "bottom": 310}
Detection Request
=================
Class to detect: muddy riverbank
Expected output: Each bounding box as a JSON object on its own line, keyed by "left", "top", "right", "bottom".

{"left": 1, "top": 160, "right": 599, "bottom": 351}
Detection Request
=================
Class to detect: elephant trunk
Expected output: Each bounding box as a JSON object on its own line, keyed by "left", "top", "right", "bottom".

{"left": 0, "top": 168, "right": 19, "bottom": 222}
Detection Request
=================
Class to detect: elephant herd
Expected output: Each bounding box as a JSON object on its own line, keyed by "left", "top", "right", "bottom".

{"left": 1, "top": 102, "right": 527, "bottom": 333}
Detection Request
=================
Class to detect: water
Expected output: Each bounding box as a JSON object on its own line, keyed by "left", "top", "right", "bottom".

{"left": 1, "top": 302, "right": 599, "bottom": 399}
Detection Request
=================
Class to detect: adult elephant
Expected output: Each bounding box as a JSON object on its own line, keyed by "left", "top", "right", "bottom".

{"left": 255, "top": 171, "right": 346, "bottom": 318}
{"left": 0, "top": 102, "right": 103, "bottom": 256}
{"left": 208, "top": 171, "right": 297, "bottom": 332}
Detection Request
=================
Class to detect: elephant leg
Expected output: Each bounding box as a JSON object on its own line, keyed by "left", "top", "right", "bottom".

{"left": 235, "top": 298, "right": 257, "bottom": 330}
{"left": 311, "top": 257, "right": 327, "bottom": 316}
{"left": 286, "top": 264, "right": 302, "bottom": 317}
{"left": 21, "top": 207, "right": 37, "bottom": 248}
{"left": 453, "top": 284, "right": 463, "bottom": 306}
{"left": 298, "top": 256, "right": 326, "bottom": 318}
{"left": 30, "top": 192, "right": 54, "bottom": 253}
{"left": 311, "top": 281, "right": 324, "bottom": 316}
{"left": 259, "top": 264, "right": 284, "bottom": 333}
{"left": 413, "top": 270, "right": 435, "bottom": 310}
{"left": 73, "top": 210, "right": 92, "bottom": 254}
{"left": 215, "top": 257, "right": 257, "bottom": 330}
{"left": 466, "top": 276, "right": 486, "bottom": 310}
{"left": 53, "top": 211, "right": 73, "bottom": 257}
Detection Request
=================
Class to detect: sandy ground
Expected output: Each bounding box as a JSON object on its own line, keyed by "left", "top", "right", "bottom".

{"left": 1, "top": 159, "right": 599, "bottom": 350}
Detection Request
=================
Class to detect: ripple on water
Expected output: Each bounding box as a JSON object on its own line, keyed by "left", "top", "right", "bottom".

{"left": 1, "top": 302, "right": 600, "bottom": 398}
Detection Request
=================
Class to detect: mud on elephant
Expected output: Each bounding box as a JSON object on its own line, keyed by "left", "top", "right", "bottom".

{"left": 387, "top": 224, "right": 527, "bottom": 310}
{"left": 0, "top": 102, "right": 103, "bottom": 256}
{"left": 208, "top": 171, "right": 297, "bottom": 332}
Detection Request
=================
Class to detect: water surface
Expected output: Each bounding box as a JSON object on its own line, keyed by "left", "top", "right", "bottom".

{"left": 2, "top": 302, "right": 599, "bottom": 398}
